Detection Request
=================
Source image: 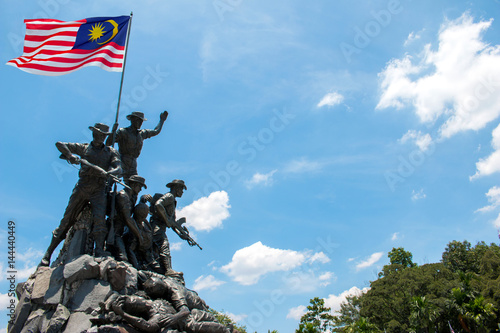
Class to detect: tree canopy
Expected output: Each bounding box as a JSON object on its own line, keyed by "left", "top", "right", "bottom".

{"left": 297, "top": 240, "right": 500, "bottom": 333}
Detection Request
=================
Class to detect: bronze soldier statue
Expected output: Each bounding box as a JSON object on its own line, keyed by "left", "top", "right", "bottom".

{"left": 151, "top": 179, "right": 187, "bottom": 275}
{"left": 108, "top": 110, "right": 168, "bottom": 180}
{"left": 110, "top": 175, "right": 148, "bottom": 262}
{"left": 40, "top": 123, "right": 121, "bottom": 267}
{"left": 111, "top": 294, "right": 190, "bottom": 333}
{"left": 125, "top": 201, "right": 161, "bottom": 273}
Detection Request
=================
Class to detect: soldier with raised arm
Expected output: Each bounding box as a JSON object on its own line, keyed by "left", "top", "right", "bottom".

{"left": 40, "top": 123, "right": 121, "bottom": 267}
{"left": 107, "top": 110, "right": 168, "bottom": 180}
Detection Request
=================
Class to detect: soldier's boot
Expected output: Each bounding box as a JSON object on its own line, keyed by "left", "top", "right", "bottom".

{"left": 149, "top": 260, "right": 162, "bottom": 274}
{"left": 161, "top": 254, "right": 181, "bottom": 276}
{"left": 114, "top": 237, "right": 128, "bottom": 262}
{"left": 94, "top": 233, "right": 111, "bottom": 258}
{"left": 39, "top": 235, "right": 62, "bottom": 267}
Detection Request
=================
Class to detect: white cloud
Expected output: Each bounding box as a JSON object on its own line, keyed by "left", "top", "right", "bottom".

{"left": 324, "top": 286, "right": 370, "bottom": 313}
{"left": 225, "top": 312, "right": 248, "bottom": 323}
{"left": 476, "top": 187, "right": 500, "bottom": 228}
{"left": 284, "top": 158, "right": 325, "bottom": 174}
{"left": 282, "top": 270, "right": 337, "bottom": 292}
{"left": 17, "top": 264, "right": 38, "bottom": 281}
{"left": 377, "top": 13, "right": 500, "bottom": 139}
{"left": 0, "top": 247, "right": 42, "bottom": 282}
{"left": 471, "top": 123, "right": 500, "bottom": 179}
{"left": 317, "top": 92, "right": 344, "bottom": 108}
{"left": 476, "top": 186, "right": 500, "bottom": 213}
{"left": 391, "top": 232, "right": 400, "bottom": 241}
{"left": 192, "top": 275, "right": 226, "bottom": 291}
{"left": 178, "top": 191, "right": 230, "bottom": 232}
{"left": 170, "top": 242, "right": 183, "bottom": 251}
{"left": 399, "top": 130, "right": 433, "bottom": 152}
{"left": 220, "top": 242, "right": 328, "bottom": 285}
{"left": 287, "top": 305, "right": 306, "bottom": 320}
{"left": 308, "top": 252, "right": 331, "bottom": 264}
{"left": 411, "top": 189, "right": 427, "bottom": 201}
{"left": 318, "top": 272, "right": 335, "bottom": 286}
{"left": 404, "top": 31, "right": 422, "bottom": 46}
{"left": 0, "top": 293, "right": 14, "bottom": 309}
{"left": 16, "top": 248, "right": 44, "bottom": 263}
{"left": 355, "top": 252, "right": 384, "bottom": 271}
{"left": 245, "top": 170, "right": 278, "bottom": 189}
{"left": 494, "top": 214, "right": 500, "bottom": 228}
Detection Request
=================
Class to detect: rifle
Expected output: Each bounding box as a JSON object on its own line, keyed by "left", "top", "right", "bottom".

{"left": 78, "top": 159, "right": 131, "bottom": 190}
{"left": 61, "top": 155, "right": 131, "bottom": 190}
{"left": 61, "top": 155, "right": 127, "bottom": 245}
{"left": 169, "top": 217, "right": 202, "bottom": 250}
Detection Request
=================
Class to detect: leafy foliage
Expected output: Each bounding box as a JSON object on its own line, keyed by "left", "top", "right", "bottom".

{"left": 208, "top": 308, "right": 248, "bottom": 333}
{"left": 296, "top": 297, "right": 335, "bottom": 333}
{"left": 298, "top": 241, "right": 500, "bottom": 333}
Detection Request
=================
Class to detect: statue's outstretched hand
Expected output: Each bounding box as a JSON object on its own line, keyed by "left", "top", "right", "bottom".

{"left": 160, "top": 111, "right": 168, "bottom": 121}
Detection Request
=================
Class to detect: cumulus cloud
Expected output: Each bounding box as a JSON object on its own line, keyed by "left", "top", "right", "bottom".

{"left": 0, "top": 293, "right": 13, "bottom": 309}
{"left": 477, "top": 186, "right": 500, "bottom": 213}
{"left": 399, "top": 130, "right": 433, "bottom": 152}
{"left": 324, "top": 286, "right": 370, "bottom": 313}
{"left": 355, "top": 252, "right": 384, "bottom": 271}
{"left": 225, "top": 312, "right": 248, "bottom": 323}
{"left": 317, "top": 92, "right": 344, "bottom": 108}
{"left": 287, "top": 305, "right": 307, "bottom": 320}
{"left": 377, "top": 13, "right": 500, "bottom": 139}
{"left": 0, "top": 247, "right": 43, "bottom": 281}
{"left": 288, "top": 286, "right": 369, "bottom": 321}
{"left": 220, "top": 242, "right": 329, "bottom": 285}
{"left": 308, "top": 252, "right": 331, "bottom": 264}
{"left": 471, "top": 123, "right": 500, "bottom": 180}
{"left": 476, "top": 186, "right": 500, "bottom": 228}
{"left": 411, "top": 189, "right": 427, "bottom": 201}
{"left": 178, "top": 191, "right": 230, "bottom": 232}
{"left": 192, "top": 275, "right": 226, "bottom": 291}
{"left": 283, "top": 270, "right": 336, "bottom": 292}
{"left": 245, "top": 170, "right": 277, "bottom": 189}
{"left": 494, "top": 215, "right": 500, "bottom": 229}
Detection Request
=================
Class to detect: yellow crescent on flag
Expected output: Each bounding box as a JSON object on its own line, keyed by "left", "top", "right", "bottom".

{"left": 97, "top": 19, "right": 119, "bottom": 45}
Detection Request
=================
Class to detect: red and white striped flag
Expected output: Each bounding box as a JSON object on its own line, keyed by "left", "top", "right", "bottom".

{"left": 6, "top": 16, "right": 130, "bottom": 76}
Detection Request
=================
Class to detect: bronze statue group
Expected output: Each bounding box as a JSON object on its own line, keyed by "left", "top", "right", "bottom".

{"left": 38, "top": 111, "right": 233, "bottom": 333}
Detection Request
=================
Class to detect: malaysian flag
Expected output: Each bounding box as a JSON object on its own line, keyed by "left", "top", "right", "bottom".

{"left": 6, "top": 16, "right": 130, "bottom": 76}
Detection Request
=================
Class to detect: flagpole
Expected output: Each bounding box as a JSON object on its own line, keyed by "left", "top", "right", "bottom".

{"left": 107, "top": 12, "right": 133, "bottom": 246}
{"left": 111, "top": 11, "right": 133, "bottom": 147}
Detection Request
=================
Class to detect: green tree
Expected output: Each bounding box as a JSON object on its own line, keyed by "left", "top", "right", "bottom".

{"left": 296, "top": 297, "right": 335, "bottom": 333}
{"left": 362, "top": 262, "right": 458, "bottom": 332}
{"left": 332, "top": 295, "right": 361, "bottom": 332}
{"left": 208, "top": 308, "right": 248, "bottom": 333}
{"left": 409, "top": 296, "right": 438, "bottom": 333}
{"left": 344, "top": 317, "right": 379, "bottom": 333}
{"left": 379, "top": 247, "right": 417, "bottom": 277}
{"left": 442, "top": 240, "right": 477, "bottom": 273}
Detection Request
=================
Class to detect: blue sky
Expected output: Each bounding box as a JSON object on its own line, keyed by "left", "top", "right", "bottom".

{"left": 1, "top": 1, "right": 500, "bottom": 332}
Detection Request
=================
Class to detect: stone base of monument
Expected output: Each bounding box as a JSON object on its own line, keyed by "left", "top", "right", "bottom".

{"left": 9, "top": 207, "right": 233, "bottom": 333}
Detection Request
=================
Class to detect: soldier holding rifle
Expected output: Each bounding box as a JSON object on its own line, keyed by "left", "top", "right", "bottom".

{"left": 151, "top": 179, "right": 194, "bottom": 275}
{"left": 40, "top": 123, "right": 121, "bottom": 267}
